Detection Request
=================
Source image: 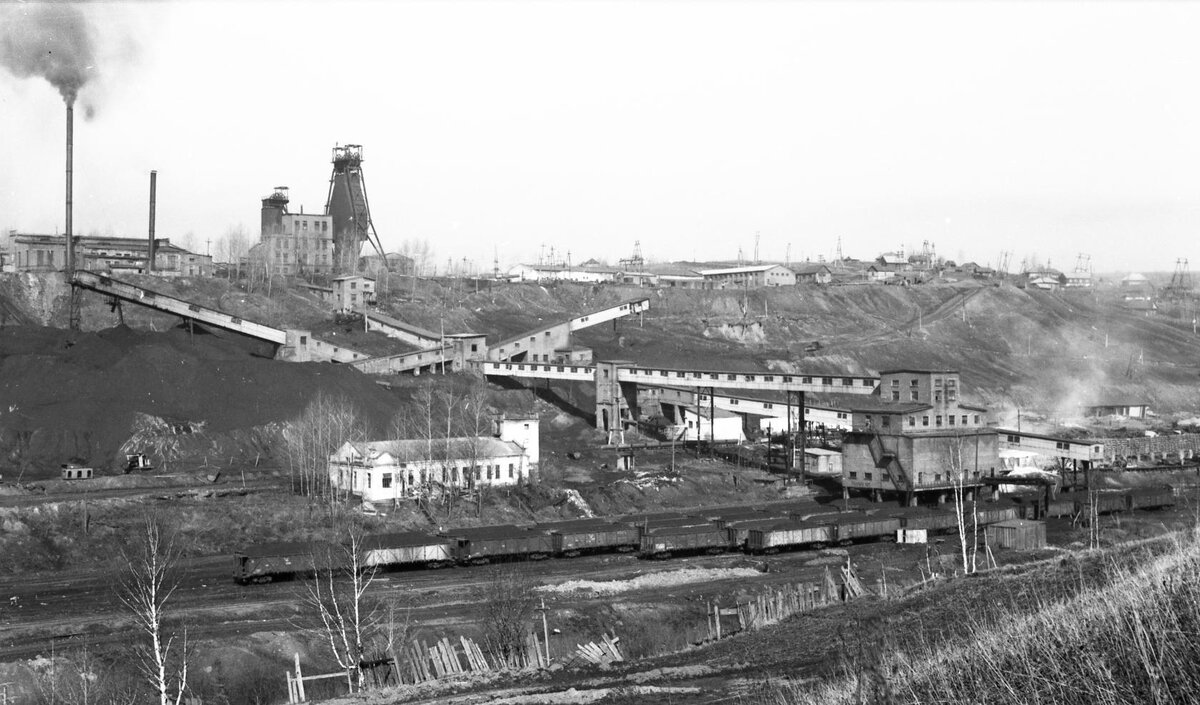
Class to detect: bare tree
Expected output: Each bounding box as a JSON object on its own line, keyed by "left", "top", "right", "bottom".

{"left": 300, "top": 515, "right": 381, "bottom": 692}
{"left": 943, "top": 433, "right": 979, "bottom": 574}
{"left": 119, "top": 517, "right": 188, "bottom": 705}
{"left": 284, "top": 393, "right": 369, "bottom": 504}
{"left": 480, "top": 566, "right": 538, "bottom": 668}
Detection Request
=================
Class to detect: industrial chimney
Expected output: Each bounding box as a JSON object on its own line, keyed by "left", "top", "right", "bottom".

{"left": 148, "top": 170, "right": 157, "bottom": 274}
{"left": 65, "top": 103, "right": 74, "bottom": 278}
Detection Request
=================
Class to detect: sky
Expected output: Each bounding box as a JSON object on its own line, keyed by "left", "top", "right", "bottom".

{"left": 2, "top": 0, "right": 1200, "bottom": 274}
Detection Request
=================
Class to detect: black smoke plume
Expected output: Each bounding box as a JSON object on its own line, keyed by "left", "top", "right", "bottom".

{"left": 0, "top": 4, "right": 96, "bottom": 104}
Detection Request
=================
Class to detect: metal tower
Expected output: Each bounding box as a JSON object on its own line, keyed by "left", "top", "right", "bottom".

{"left": 325, "top": 144, "right": 387, "bottom": 274}
{"left": 1165, "top": 258, "right": 1192, "bottom": 301}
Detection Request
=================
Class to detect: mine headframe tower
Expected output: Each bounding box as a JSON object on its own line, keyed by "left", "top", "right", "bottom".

{"left": 1164, "top": 258, "right": 1193, "bottom": 302}
{"left": 325, "top": 144, "right": 388, "bottom": 274}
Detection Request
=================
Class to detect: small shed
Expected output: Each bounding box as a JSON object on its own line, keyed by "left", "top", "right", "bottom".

{"left": 986, "top": 519, "right": 1046, "bottom": 551}
{"left": 800, "top": 447, "right": 843, "bottom": 477}
{"left": 61, "top": 464, "right": 94, "bottom": 480}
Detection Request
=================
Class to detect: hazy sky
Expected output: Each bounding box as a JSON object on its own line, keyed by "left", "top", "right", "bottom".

{"left": 3, "top": 1, "right": 1200, "bottom": 273}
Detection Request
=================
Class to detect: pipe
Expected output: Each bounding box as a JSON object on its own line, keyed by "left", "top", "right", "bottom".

{"left": 65, "top": 102, "right": 73, "bottom": 277}
{"left": 148, "top": 170, "right": 157, "bottom": 273}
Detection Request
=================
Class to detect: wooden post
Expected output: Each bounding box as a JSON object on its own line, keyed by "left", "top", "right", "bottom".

{"left": 538, "top": 598, "right": 551, "bottom": 664}
{"left": 294, "top": 653, "right": 305, "bottom": 703}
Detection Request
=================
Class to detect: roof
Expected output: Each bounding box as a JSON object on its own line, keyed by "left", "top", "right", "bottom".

{"left": 698, "top": 264, "right": 791, "bottom": 276}
{"left": 350, "top": 437, "right": 526, "bottom": 462}
{"left": 1083, "top": 401, "right": 1150, "bottom": 408}
{"left": 441, "top": 524, "right": 534, "bottom": 539}
{"left": 333, "top": 275, "right": 375, "bottom": 282}
{"left": 1122, "top": 272, "right": 1149, "bottom": 283}
{"left": 804, "top": 448, "right": 842, "bottom": 457}
{"left": 879, "top": 368, "right": 960, "bottom": 375}
{"left": 848, "top": 400, "right": 933, "bottom": 414}
{"left": 789, "top": 263, "right": 832, "bottom": 275}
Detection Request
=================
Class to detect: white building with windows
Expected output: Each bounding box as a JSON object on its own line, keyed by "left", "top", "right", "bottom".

{"left": 332, "top": 275, "right": 376, "bottom": 311}
{"left": 328, "top": 417, "right": 539, "bottom": 504}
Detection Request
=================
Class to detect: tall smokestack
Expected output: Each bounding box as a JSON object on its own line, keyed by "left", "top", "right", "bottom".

{"left": 65, "top": 102, "right": 74, "bottom": 278}
{"left": 148, "top": 170, "right": 157, "bottom": 274}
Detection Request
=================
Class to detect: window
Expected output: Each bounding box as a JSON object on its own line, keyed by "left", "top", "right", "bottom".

{"left": 935, "top": 474, "right": 942, "bottom": 482}
{"left": 975, "top": 415, "right": 982, "bottom": 425}
{"left": 891, "top": 379, "right": 900, "bottom": 387}
{"left": 471, "top": 344, "right": 478, "bottom": 352}
{"left": 865, "top": 472, "right": 873, "bottom": 481}
{"left": 891, "top": 391, "right": 900, "bottom": 401}
{"left": 881, "top": 415, "right": 891, "bottom": 427}
{"left": 910, "top": 391, "right": 919, "bottom": 401}
{"left": 910, "top": 379, "right": 919, "bottom": 387}
{"left": 822, "top": 377, "right": 833, "bottom": 385}
{"left": 452, "top": 467, "right": 459, "bottom": 482}
{"left": 842, "top": 378, "right": 853, "bottom": 386}
{"left": 441, "top": 468, "right": 447, "bottom": 482}
{"left": 1007, "top": 434, "right": 1020, "bottom": 443}
{"left": 730, "top": 399, "right": 739, "bottom": 406}
{"left": 509, "top": 463, "right": 514, "bottom": 478}
{"left": 935, "top": 392, "right": 942, "bottom": 403}
{"left": 366, "top": 473, "right": 372, "bottom": 488}
{"left": 763, "top": 403, "right": 773, "bottom": 409}
{"left": 934, "top": 378, "right": 943, "bottom": 387}
{"left": 849, "top": 472, "right": 858, "bottom": 480}
{"left": 908, "top": 416, "right": 916, "bottom": 427}
{"left": 961, "top": 415, "right": 968, "bottom": 425}
{"left": 381, "top": 473, "right": 392, "bottom": 488}
{"left": 936, "top": 415, "right": 943, "bottom": 426}
{"left": 922, "top": 416, "right": 929, "bottom": 426}
{"left": 350, "top": 281, "right": 356, "bottom": 289}
{"left": 948, "top": 415, "right": 956, "bottom": 426}
{"left": 486, "top": 466, "right": 493, "bottom": 480}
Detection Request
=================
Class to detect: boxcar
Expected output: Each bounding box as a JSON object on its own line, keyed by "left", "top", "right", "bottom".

{"left": 723, "top": 517, "right": 794, "bottom": 549}
{"left": 891, "top": 508, "right": 960, "bottom": 534}
{"left": 747, "top": 521, "right": 835, "bottom": 553}
{"left": 233, "top": 540, "right": 334, "bottom": 584}
{"left": 1072, "top": 492, "right": 1129, "bottom": 516}
{"left": 1127, "top": 487, "right": 1176, "bottom": 511}
{"left": 827, "top": 513, "right": 902, "bottom": 544}
{"left": 361, "top": 532, "right": 455, "bottom": 570}
{"left": 536, "top": 518, "right": 639, "bottom": 556}
{"left": 442, "top": 525, "right": 554, "bottom": 564}
{"left": 638, "top": 523, "right": 729, "bottom": 558}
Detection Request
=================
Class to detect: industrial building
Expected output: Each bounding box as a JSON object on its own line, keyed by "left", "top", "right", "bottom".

{"left": 249, "top": 186, "right": 335, "bottom": 276}
{"left": 327, "top": 416, "right": 539, "bottom": 504}
{"left": 840, "top": 368, "right": 996, "bottom": 502}
{"left": 698, "top": 264, "right": 797, "bottom": 288}
{"left": 5, "top": 231, "right": 212, "bottom": 277}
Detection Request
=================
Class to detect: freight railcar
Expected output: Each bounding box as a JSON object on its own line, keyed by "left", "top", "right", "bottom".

{"left": 890, "top": 508, "right": 960, "bottom": 535}
{"left": 723, "top": 517, "right": 795, "bottom": 549}
{"left": 361, "top": 532, "right": 455, "bottom": 570}
{"left": 1127, "top": 487, "right": 1176, "bottom": 511}
{"left": 1070, "top": 492, "right": 1130, "bottom": 517}
{"left": 639, "top": 523, "right": 729, "bottom": 558}
{"left": 442, "top": 525, "right": 554, "bottom": 564}
{"left": 747, "top": 521, "right": 835, "bottom": 553}
{"left": 233, "top": 540, "right": 335, "bottom": 584}
{"left": 826, "top": 513, "right": 902, "bottom": 545}
{"left": 535, "top": 518, "right": 639, "bottom": 557}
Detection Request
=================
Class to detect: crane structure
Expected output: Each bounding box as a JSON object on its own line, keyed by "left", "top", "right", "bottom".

{"left": 325, "top": 144, "right": 388, "bottom": 274}
{"left": 1164, "top": 258, "right": 1193, "bottom": 302}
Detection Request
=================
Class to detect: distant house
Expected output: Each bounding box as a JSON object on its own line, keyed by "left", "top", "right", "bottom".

{"left": 1082, "top": 401, "right": 1150, "bottom": 419}
{"left": 878, "top": 253, "right": 912, "bottom": 271}
{"left": 789, "top": 262, "right": 833, "bottom": 285}
{"left": 1120, "top": 273, "right": 1156, "bottom": 302}
{"left": 957, "top": 262, "right": 996, "bottom": 279}
{"left": 1026, "top": 275, "right": 1062, "bottom": 291}
{"left": 505, "top": 263, "right": 616, "bottom": 283}
{"left": 698, "top": 264, "right": 797, "bottom": 288}
{"left": 866, "top": 264, "right": 896, "bottom": 282}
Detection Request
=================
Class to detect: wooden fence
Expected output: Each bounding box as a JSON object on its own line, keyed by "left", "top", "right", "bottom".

{"left": 707, "top": 562, "right": 864, "bottom": 641}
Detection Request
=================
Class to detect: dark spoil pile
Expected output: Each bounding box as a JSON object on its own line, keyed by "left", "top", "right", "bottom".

{"left": 0, "top": 325, "right": 399, "bottom": 478}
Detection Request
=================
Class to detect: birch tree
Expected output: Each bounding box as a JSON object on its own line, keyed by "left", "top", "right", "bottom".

{"left": 943, "top": 433, "right": 979, "bottom": 574}
{"left": 284, "top": 392, "right": 369, "bottom": 503}
{"left": 301, "top": 516, "right": 380, "bottom": 692}
{"left": 119, "top": 517, "right": 188, "bottom": 705}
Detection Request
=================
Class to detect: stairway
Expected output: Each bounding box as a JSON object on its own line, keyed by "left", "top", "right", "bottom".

{"left": 868, "top": 432, "right": 910, "bottom": 493}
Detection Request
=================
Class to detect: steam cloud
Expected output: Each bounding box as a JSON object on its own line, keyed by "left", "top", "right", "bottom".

{"left": 0, "top": 4, "right": 96, "bottom": 104}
